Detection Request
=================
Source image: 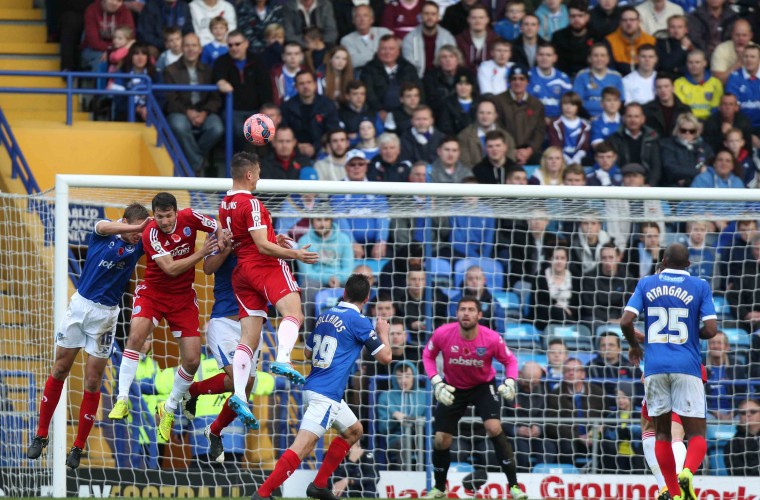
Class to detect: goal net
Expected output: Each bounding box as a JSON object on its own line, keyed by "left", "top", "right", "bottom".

{"left": 2, "top": 176, "right": 760, "bottom": 498}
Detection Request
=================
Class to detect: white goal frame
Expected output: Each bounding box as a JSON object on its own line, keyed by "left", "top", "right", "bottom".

{"left": 52, "top": 174, "right": 760, "bottom": 496}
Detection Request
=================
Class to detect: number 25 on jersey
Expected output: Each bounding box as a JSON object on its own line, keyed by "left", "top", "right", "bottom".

{"left": 647, "top": 307, "right": 689, "bottom": 344}
{"left": 312, "top": 334, "right": 338, "bottom": 369}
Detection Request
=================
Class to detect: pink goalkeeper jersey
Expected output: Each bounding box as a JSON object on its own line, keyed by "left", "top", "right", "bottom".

{"left": 422, "top": 322, "right": 518, "bottom": 390}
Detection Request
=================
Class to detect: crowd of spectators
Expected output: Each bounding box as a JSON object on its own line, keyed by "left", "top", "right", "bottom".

{"left": 46, "top": 0, "right": 760, "bottom": 478}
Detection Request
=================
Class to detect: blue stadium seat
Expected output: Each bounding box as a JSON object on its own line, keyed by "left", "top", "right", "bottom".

{"left": 492, "top": 290, "right": 522, "bottom": 318}
{"left": 427, "top": 257, "right": 452, "bottom": 287}
{"left": 544, "top": 324, "right": 593, "bottom": 351}
{"left": 722, "top": 327, "right": 750, "bottom": 348}
{"left": 532, "top": 463, "right": 580, "bottom": 475}
{"left": 523, "top": 165, "right": 539, "bottom": 178}
{"left": 503, "top": 323, "right": 541, "bottom": 349}
{"left": 188, "top": 415, "right": 247, "bottom": 459}
{"left": 713, "top": 296, "right": 732, "bottom": 319}
{"left": 453, "top": 258, "right": 504, "bottom": 292}
{"left": 314, "top": 288, "right": 344, "bottom": 315}
{"left": 355, "top": 258, "right": 389, "bottom": 277}
{"left": 707, "top": 424, "right": 736, "bottom": 476}
{"left": 516, "top": 352, "right": 548, "bottom": 368}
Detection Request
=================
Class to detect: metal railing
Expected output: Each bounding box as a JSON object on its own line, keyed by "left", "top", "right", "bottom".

{"left": 0, "top": 71, "right": 234, "bottom": 180}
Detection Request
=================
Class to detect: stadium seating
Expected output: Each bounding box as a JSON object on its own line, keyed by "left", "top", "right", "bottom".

{"left": 314, "top": 288, "right": 344, "bottom": 315}
{"left": 452, "top": 258, "right": 504, "bottom": 292}
{"left": 706, "top": 424, "right": 737, "bottom": 476}
{"left": 544, "top": 324, "right": 594, "bottom": 351}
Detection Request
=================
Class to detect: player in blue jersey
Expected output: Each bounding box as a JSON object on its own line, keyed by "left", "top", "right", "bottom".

{"left": 181, "top": 238, "right": 262, "bottom": 462}
{"left": 27, "top": 203, "right": 151, "bottom": 468}
{"left": 621, "top": 243, "right": 717, "bottom": 500}
{"left": 252, "top": 273, "right": 391, "bottom": 500}
{"left": 529, "top": 43, "right": 572, "bottom": 120}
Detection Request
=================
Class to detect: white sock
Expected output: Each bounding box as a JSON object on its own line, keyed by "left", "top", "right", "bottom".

{"left": 117, "top": 349, "right": 141, "bottom": 400}
{"left": 251, "top": 347, "right": 261, "bottom": 375}
{"left": 275, "top": 316, "right": 301, "bottom": 363}
{"left": 643, "top": 434, "right": 666, "bottom": 490}
{"left": 233, "top": 344, "right": 253, "bottom": 400}
{"left": 165, "top": 366, "right": 194, "bottom": 412}
{"left": 673, "top": 440, "right": 687, "bottom": 474}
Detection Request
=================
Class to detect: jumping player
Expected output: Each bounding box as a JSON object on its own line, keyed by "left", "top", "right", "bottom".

{"left": 109, "top": 192, "right": 222, "bottom": 442}
{"left": 183, "top": 241, "right": 262, "bottom": 461}
{"left": 422, "top": 296, "right": 527, "bottom": 500}
{"left": 622, "top": 243, "right": 717, "bottom": 500}
{"left": 251, "top": 273, "right": 391, "bottom": 500}
{"left": 218, "top": 152, "right": 319, "bottom": 425}
{"left": 27, "top": 204, "right": 150, "bottom": 468}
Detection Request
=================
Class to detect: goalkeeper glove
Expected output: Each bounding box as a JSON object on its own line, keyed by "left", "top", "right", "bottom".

{"left": 431, "top": 375, "right": 455, "bottom": 406}
{"left": 497, "top": 378, "right": 516, "bottom": 401}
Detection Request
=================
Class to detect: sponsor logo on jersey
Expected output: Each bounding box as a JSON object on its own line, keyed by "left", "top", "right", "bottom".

{"left": 98, "top": 259, "right": 126, "bottom": 270}
{"left": 451, "top": 346, "right": 459, "bottom": 353}
{"left": 125, "top": 245, "right": 135, "bottom": 253}
{"left": 202, "top": 217, "right": 215, "bottom": 228}
{"left": 476, "top": 347, "right": 487, "bottom": 357}
{"left": 171, "top": 234, "right": 181, "bottom": 243}
{"left": 183, "top": 226, "right": 191, "bottom": 237}
{"left": 84, "top": 413, "right": 95, "bottom": 421}
{"left": 56, "top": 332, "right": 64, "bottom": 342}
{"left": 134, "top": 305, "right": 142, "bottom": 315}
{"left": 171, "top": 243, "right": 191, "bottom": 257}
{"left": 449, "top": 356, "right": 485, "bottom": 367}
{"left": 152, "top": 240, "right": 163, "bottom": 253}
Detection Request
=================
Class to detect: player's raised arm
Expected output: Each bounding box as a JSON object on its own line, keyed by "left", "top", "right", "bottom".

{"left": 94, "top": 217, "right": 152, "bottom": 236}
{"left": 153, "top": 232, "right": 219, "bottom": 278}
{"left": 203, "top": 231, "right": 233, "bottom": 275}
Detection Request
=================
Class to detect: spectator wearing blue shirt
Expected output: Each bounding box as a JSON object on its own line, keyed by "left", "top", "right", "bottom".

{"left": 529, "top": 43, "right": 572, "bottom": 120}
{"left": 682, "top": 150, "right": 746, "bottom": 220}
{"left": 200, "top": 16, "right": 229, "bottom": 66}
{"left": 534, "top": 0, "right": 569, "bottom": 40}
{"left": 547, "top": 91, "right": 592, "bottom": 165}
{"left": 573, "top": 43, "right": 624, "bottom": 117}
{"left": 494, "top": 1, "right": 525, "bottom": 41}
{"left": 590, "top": 86, "right": 623, "bottom": 147}
{"left": 330, "top": 150, "right": 391, "bottom": 259}
{"left": 586, "top": 142, "right": 621, "bottom": 186}
{"left": 725, "top": 44, "right": 760, "bottom": 136}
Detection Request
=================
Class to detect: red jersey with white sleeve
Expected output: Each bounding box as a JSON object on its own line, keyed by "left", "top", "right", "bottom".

{"left": 423, "top": 323, "right": 518, "bottom": 390}
{"left": 142, "top": 208, "right": 217, "bottom": 295}
{"left": 219, "top": 190, "right": 279, "bottom": 267}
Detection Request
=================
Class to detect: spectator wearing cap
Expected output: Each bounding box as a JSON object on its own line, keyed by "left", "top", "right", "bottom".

{"left": 424, "top": 45, "right": 475, "bottom": 114}
{"left": 361, "top": 35, "right": 422, "bottom": 121}
{"left": 431, "top": 136, "right": 474, "bottom": 183}
{"left": 660, "top": 112, "right": 714, "bottom": 187}
{"left": 686, "top": 0, "right": 737, "bottom": 59}
{"left": 711, "top": 19, "right": 753, "bottom": 84}
{"left": 282, "top": 0, "right": 338, "bottom": 46}
{"left": 726, "top": 44, "right": 760, "bottom": 137}
{"left": 314, "top": 129, "right": 351, "bottom": 181}
{"left": 586, "top": 142, "right": 621, "bottom": 187}
{"left": 340, "top": 5, "right": 392, "bottom": 70}
{"left": 402, "top": 1, "right": 457, "bottom": 78}
{"left": 573, "top": 43, "right": 624, "bottom": 118}
{"left": 259, "top": 126, "right": 312, "bottom": 180}
{"left": 339, "top": 81, "right": 373, "bottom": 140}
{"left": 655, "top": 14, "right": 691, "bottom": 77}
{"left": 534, "top": 0, "right": 569, "bottom": 41}
{"left": 280, "top": 70, "right": 340, "bottom": 158}
{"left": 477, "top": 38, "right": 513, "bottom": 96}
{"left": 606, "top": 6, "right": 656, "bottom": 76}
{"left": 494, "top": 64, "right": 546, "bottom": 165}
{"left": 552, "top": 0, "right": 596, "bottom": 78}
{"left": 635, "top": 0, "right": 683, "bottom": 37}
{"left": 607, "top": 103, "right": 661, "bottom": 186}
{"left": 457, "top": 98, "right": 517, "bottom": 167}
{"left": 472, "top": 130, "right": 517, "bottom": 184}
{"left": 456, "top": 4, "right": 500, "bottom": 73}
{"left": 330, "top": 150, "right": 391, "bottom": 259}
{"left": 367, "top": 133, "right": 413, "bottom": 182}
{"left": 399, "top": 106, "right": 445, "bottom": 164}
{"left": 674, "top": 50, "right": 723, "bottom": 121}
{"left": 643, "top": 72, "right": 692, "bottom": 139}
{"left": 589, "top": 0, "right": 621, "bottom": 38}
{"left": 437, "top": 71, "right": 478, "bottom": 135}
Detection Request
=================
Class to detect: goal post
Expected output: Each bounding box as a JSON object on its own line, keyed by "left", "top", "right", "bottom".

{"left": 35, "top": 173, "right": 760, "bottom": 497}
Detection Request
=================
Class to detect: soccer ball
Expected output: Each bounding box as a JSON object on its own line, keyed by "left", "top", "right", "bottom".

{"left": 243, "top": 113, "right": 276, "bottom": 146}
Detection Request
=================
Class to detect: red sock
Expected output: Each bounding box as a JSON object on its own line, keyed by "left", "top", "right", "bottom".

{"left": 259, "top": 449, "right": 301, "bottom": 497}
{"left": 189, "top": 373, "right": 227, "bottom": 397}
{"left": 656, "top": 439, "right": 681, "bottom": 495}
{"left": 73, "top": 390, "right": 100, "bottom": 449}
{"left": 37, "top": 376, "right": 65, "bottom": 437}
{"left": 314, "top": 437, "right": 351, "bottom": 488}
{"left": 684, "top": 435, "right": 707, "bottom": 473}
{"left": 209, "top": 396, "right": 238, "bottom": 436}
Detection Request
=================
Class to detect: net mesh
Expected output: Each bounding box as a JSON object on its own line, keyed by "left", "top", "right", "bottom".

{"left": 3, "top": 183, "right": 760, "bottom": 495}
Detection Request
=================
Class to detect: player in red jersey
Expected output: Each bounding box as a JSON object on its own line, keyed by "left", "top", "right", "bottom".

{"left": 219, "top": 152, "right": 318, "bottom": 424}
{"left": 109, "top": 192, "right": 223, "bottom": 442}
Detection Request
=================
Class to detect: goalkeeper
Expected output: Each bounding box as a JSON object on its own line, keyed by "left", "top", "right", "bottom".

{"left": 421, "top": 297, "right": 526, "bottom": 500}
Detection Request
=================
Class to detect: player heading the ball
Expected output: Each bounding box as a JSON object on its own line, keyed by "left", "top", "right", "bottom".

{"left": 621, "top": 243, "right": 718, "bottom": 500}
{"left": 252, "top": 273, "right": 391, "bottom": 500}
{"left": 109, "top": 192, "right": 224, "bottom": 443}
{"left": 422, "top": 296, "right": 527, "bottom": 500}
{"left": 27, "top": 204, "right": 150, "bottom": 469}
{"left": 219, "top": 152, "right": 319, "bottom": 425}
